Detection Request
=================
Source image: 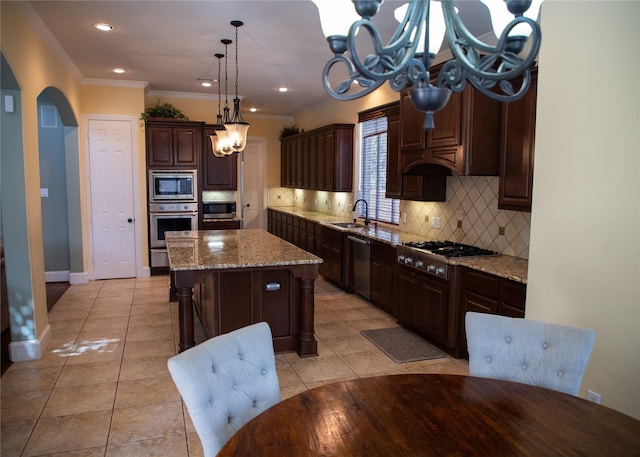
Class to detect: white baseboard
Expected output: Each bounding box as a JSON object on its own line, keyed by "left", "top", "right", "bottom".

{"left": 9, "top": 324, "right": 52, "bottom": 362}
{"left": 45, "top": 270, "right": 70, "bottom": 282}
{"left": 69, "top": 272, "right": 88, "bottom": 285}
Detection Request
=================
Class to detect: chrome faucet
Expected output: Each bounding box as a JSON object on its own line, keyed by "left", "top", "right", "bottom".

{"left": 352, "top": 199, "right": 370, "bottom": 226}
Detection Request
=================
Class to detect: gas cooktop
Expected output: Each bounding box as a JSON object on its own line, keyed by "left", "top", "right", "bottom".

{"left": 402, "top": 240, "right": 497, "bottom": 258}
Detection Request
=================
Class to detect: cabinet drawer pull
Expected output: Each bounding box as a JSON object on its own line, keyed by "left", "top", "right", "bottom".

{"left": 265, "top": 282, "right": 281, "bottom": 292}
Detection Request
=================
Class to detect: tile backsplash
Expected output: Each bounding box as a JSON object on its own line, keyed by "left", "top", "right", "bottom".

{"left": 268, "top": 175, "right": 530, "bottom": 259}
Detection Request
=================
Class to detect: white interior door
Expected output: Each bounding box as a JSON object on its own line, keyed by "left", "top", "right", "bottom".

{"left": 88, "top": 119, "right": 136, "bottom": 279}
{"left": 241, "top": 138, "right": 266, "bottom": 230}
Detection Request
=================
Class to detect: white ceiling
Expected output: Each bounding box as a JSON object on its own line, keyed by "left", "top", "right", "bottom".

{"left": 25, "top": 0, "right": 493, "bottom": 117}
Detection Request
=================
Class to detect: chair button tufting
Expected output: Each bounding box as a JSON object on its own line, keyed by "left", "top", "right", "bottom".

{"left": 233, "top": 384, "right": 238, "bottom": 390}
{"left": 522, "top": 364, "right": 527, "bottom": 370}
{"left": 557, "top": 370, "right": 563, "bottom": 377}
{"left": 542, "top": 342, "right": 549, "bottom": 349}
{"left": 238, "top": 354, "right": 243, "bottom": 360}
{"left": 505, "top": 336, "right": 511, "bottom": 343}
{"left": 261, "top": 369, "right": 267, "bottom": 375}
{"left": 485, "top": 356, "right": 492, "bottom": 363}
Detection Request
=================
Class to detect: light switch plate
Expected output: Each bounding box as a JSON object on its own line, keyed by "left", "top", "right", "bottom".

{"left": 4, "top": 95, "right": 14, "bottom": 113}
{"left": 41, "top": 188, "right": 49, "bottom": 198}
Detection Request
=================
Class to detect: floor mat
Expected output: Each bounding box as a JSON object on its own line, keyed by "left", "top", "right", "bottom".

{"left": 361, "top": 327, "right": 446, "bottom": 363}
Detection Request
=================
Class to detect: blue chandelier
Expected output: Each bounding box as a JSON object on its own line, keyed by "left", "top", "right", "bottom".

{"left": 312, "top": 0, "right": 542, "bottom": 129}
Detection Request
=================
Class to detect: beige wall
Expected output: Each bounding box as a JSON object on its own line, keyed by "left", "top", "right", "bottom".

{"left": 1, "top": 2, "right": 82, "bottom": 339}
{"left": 529, "top": 1, "right": 640, "bottom": 418}
{"left": 81, "top": 84, "right": 148, "bottom": 264}
{"left": 143, "top": 95, "right": 293, "bottom": 187}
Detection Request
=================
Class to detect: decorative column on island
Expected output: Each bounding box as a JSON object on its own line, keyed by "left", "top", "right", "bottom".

{"left": 166, "top": 229, "right": 321, "bottom": 357}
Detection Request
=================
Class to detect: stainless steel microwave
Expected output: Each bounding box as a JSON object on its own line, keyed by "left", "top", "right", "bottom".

{"left": 202, "top": 201, "right": 237, "bottom": 219}
{"left": 148, "top": 170, "right": 197, "bottom": 202}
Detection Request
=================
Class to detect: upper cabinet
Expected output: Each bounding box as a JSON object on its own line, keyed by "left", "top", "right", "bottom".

{"left": 146, "top": 120, "right": 203, "bottom": 168}
{"left": 281, "top": 124, "right": 354, "bottom": 192}
{"left": 386, "top": 101, "right": 447, "bottom": 202}
{"left": 201, "top": 125, "right": 238, "bottom": 191}
{"left": 499, "top": 67, "right": 538, "bottom": 212}
{"left": 399, "top": 64, "right": 502, "bottom": 177}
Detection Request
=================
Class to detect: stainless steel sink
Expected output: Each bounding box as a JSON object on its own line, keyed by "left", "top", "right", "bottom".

{"left": 330, "top": 222, "right": 367, "bottom": 229}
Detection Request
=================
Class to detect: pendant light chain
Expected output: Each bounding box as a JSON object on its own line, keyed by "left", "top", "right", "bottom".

{"left": 234, "top": 24, "right": 239, "bottom": 101}
{"left": 221, "top": 38, "right": 232, "bottom": 124}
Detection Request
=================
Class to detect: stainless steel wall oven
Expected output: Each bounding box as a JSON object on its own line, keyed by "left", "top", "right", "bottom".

{"left": 148, "top": 169, "right": 198, "bottom": 269}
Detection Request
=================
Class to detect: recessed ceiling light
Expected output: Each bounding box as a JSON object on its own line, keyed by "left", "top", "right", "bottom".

{"left": 111, "top": 67, "right": 126, "bottom": 74}
{"left": 278, "top": 87, "right": 288, "bottom": 93}
{"left": 201, "top": 82, "right": 212, "bottom": 87}
{"left": 93, "top": 22, "right": 115, "bottom": 32}
{"left": 249, "top": 107, "right": 257, "bottom": 113}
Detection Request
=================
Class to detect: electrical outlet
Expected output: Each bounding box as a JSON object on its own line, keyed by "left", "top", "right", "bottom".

{"left": 424, "top": 214, "right": 429, "bottom": 223}
{"left": 431, "top": 216, "right": 441, "bottom": 229}
{"left": 457, "top": 220, "right": 462, "bottom": 229}
{"left": 401, "top": 212, "right": 407, "bottom": 223}
{"left": 498, "top": 226, "right": 505, "bottom": 236}
{"left": 587, "top": 390, "right": 601, "bottom": 404}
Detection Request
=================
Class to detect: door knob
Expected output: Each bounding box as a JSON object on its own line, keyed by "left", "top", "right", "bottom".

{"left": 127, "top": 218, "right": 133, "bottom": 223}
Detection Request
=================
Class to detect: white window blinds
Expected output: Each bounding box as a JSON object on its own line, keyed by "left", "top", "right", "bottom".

{"left": 358, "top": 109, "right": 400, "bottom": 225}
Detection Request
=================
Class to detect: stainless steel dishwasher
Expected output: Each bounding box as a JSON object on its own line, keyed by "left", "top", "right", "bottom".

{"left": 348, "top": 235, "right": 371, "bottom": 299}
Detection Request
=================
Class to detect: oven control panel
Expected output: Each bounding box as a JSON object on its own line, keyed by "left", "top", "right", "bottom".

{"left": 397, "top": 247, "right": 449, "bottom": 279}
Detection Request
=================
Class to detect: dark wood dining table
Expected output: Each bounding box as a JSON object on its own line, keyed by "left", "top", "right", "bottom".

{"left": 218, "top": 374, "right": 640, "bottom": 456}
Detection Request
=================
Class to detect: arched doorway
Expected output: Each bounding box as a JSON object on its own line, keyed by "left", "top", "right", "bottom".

{"left": 36, "top": 87, "right": 83, "bottom": 285}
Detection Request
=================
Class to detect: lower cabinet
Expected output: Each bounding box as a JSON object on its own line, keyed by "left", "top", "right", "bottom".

{"left": 319, "top": 226, "right": 346, "bottom": 287}
{"left": 396, "top": 265, "right": 449, "bottom": 345}
{"left": 369, "top": 241, "right": 396, "bottom": 315}
{"left": 458, "top": 267, "right": 526, "bottom": 355}
{"left": 194, "top": 269, "right": 298, "bottom": 353}
{"left": 199, "top": 219, "right": 242, "bottom": 230}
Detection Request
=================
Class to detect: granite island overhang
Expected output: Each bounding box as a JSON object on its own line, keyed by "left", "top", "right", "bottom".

{"left": 166, "top": 229, "right": 322, "bottom": 357}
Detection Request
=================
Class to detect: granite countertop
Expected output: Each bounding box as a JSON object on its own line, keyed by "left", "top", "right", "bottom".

{"left": 269, "top": 206, "right": 528, "bottom": 283}
{"left": 165, "top": 229, "right": 322, "bottom": 271}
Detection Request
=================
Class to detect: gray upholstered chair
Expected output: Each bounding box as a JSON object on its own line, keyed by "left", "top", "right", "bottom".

{"left": 465, "top": 311, "right": 595, "bottom": 396}
{"left": 167, "top": 322, "right": 281, "bottom": 457}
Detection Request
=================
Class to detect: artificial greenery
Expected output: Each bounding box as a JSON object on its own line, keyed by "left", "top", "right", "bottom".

{"left": 141, "top": 100, "right": 189, "bottom": 121}
{"left": 279, "top": 124, "right": 300, "bottom": 140}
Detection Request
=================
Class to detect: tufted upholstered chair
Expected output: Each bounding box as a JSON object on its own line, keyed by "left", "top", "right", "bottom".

{"left": 465, "top": 312, "right": 595, "bottom": 396}
{"left": 167, "top": 322, "right": 281, "bottom": 457}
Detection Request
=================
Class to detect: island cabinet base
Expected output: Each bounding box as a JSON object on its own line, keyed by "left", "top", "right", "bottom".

{"left": 172, "top": 264, "right": 318, "bottom": 357}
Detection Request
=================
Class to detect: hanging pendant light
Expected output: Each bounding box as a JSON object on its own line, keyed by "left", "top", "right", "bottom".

{"left": 224, "top": 20, "right": 250, "bottom": 153}
{"left": 210, "top": 53, "right": 229, "bottom": 158}
{"left": 217, "top": 38, "right": 234, "bottom": 156}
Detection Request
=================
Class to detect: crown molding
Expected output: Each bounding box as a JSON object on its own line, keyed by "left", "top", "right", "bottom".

{"left": 82, "top": 78, "right": 149, "bottom": 89}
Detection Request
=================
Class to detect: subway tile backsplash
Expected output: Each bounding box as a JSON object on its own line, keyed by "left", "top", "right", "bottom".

{"left": 268, "top": 175, "right": 530, "bottom": 259}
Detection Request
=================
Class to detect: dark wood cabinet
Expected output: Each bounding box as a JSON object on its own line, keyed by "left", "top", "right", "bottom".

{"left": 319, "top": 226, "right": 346, "bottom": 287}
{"left": 194, "top": 269, "right": 299, "bottom": 353}
{"left": 146, "top": 120, "right": 203, "bottom": 168}
{"left": 387, "top": 102, "right": 448, "bottom": 202}
{"left": 369, "top": 241, "right": 396, "bottom": 315}
{"left": 199, "top": 219, "right": 242, "bottom": 230}
{"left": 396, "top": 264, "right": 449, "bottom": 345}
{"left": 499, "top": 68, "right": 538, "bottom": 212}
{"left": 201, "top": 125, "right": 237, "bottom": 191}
{"left": 280, "top": 124, "right": 354, "bottom": 191}
{"left": 399, "top": 65, "right": 502, "bottom": 177}
{"left": 458, "top": 267, "right": 526, "bottom": 355}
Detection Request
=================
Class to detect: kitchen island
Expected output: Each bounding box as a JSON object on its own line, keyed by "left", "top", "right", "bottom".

{"left": 166, "top": 229, "right": 321, "bottom": 357}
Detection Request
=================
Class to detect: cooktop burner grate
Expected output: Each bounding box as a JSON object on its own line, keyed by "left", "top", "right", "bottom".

{"left": 403, "top": 240, "right": 497, "bottom": 258}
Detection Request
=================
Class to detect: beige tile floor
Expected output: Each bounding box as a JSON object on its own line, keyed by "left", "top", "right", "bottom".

{"left": 1, "top": 275, "right": 469, "bottom": 456}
